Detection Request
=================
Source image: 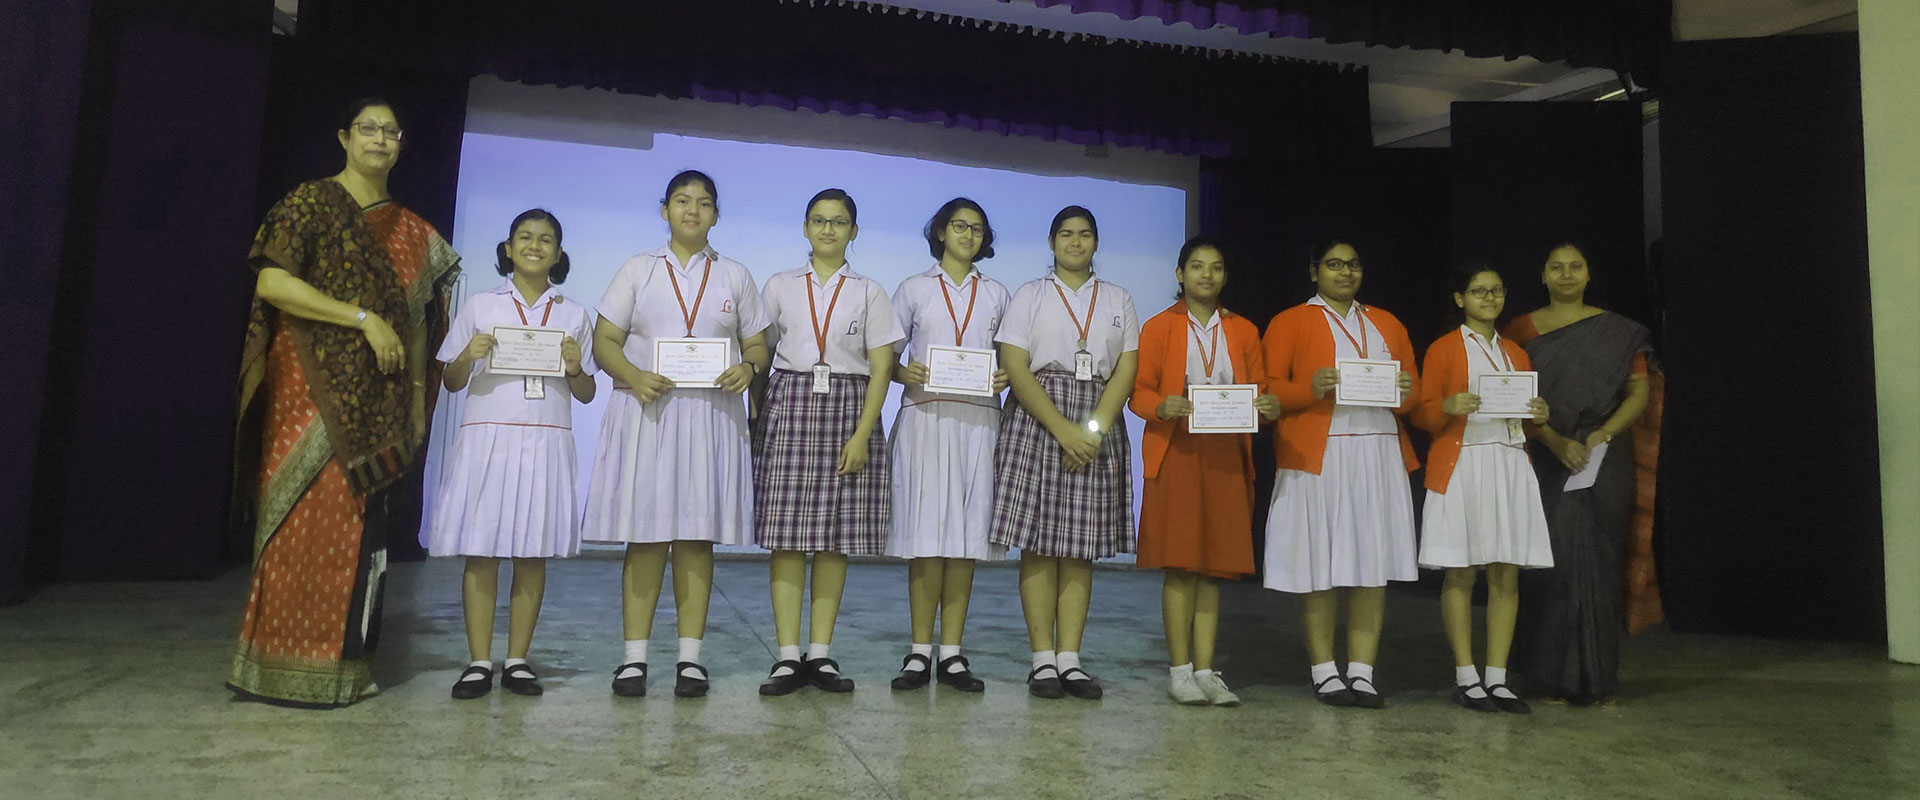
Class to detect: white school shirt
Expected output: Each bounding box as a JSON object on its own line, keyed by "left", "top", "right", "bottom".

{"left": 596, "top": 245, "right": 771, "bottom": 380}
{"left": 1184, "top": 308, "right": 1235, "bottom": 386}
{"left": 893, "top": 264, "right": 1014, "bottom": 409}
{"left": 438, "top": 281, "right": 598, "bottom": 428}
{"left": 1460, "top": 326, "right": 1526, "bottom": 445}
{"left": 995, "top": 271, "right": 1140, "bottom": 380}
{"left": 1309, "top": 294, "right": 1397, "bottom": 436}
{"left": 763, "top": 262, "right": 905, "bottom": 375}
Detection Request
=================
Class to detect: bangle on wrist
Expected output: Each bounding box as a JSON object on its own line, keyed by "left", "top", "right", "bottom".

{"left": 354, "top": 309, "right": 369, "bottom": 329}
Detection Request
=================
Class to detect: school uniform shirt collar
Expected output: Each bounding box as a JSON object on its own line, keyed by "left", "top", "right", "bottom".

{"left": 1187, "top": 306, "right": 1222, "bottom": 330}
{"left": 1462, "top": 324, "right": 1501, "bottom": 347}
{"left": 1307, "top": 293, "right": 1365, "bottom": 321}
{"left": 489, "top": 279, "right": 563, "bottom": 308}
{"left": 804, "top": 261, "right": 863, "bottom": 286}
{"left": 1046, "top": 270, "right": 1101, "bottom": 297}
{"left": 648, "top": 243, "right": 720, "bottom": 274}
{"left": 925, "top": 263, "right": 978, "bottom": 288}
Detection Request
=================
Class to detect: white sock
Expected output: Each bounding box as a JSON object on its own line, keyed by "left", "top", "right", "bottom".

{"left": 678, "top": 637, "right": 702, "bottom": 665}
{"left": 1170, "top": 663, "right": 1193, "bottom": 680}
{"left": 903, "top": 643, "right": 932, "bottom": 672}
{"left": 1347, "top": 662, "right": 1377, "bottom": 693}
{"left": 1031, "top": 650, "right": 1057, "bottom": 676}
{"left": 770, "top": 645, "right": 802, "bottom": 678}
{"left": 1455, "top": 665, "right": 1481, "bottom": 687}
{"left": 1310, "top": 661, "right": 1341, "bottom": 692}
{"left": 1485, "top": 667, "right": 1518, "bottom": 698}
{"left": 808, "top": 643, "right": 838, "bottom": 674}
{"left": 623, "top": 639, "right": 648, "bottom": 665}
{"left": 937, "top": 644, "right": 961, "bottom": 663}
{"left": 1193, "top": 668, "right": 1214, "bottom": 680}
{"left": 1057, "top": 651, "right": 1082, "bottom": 674}
{"left": 460, "top": 660, "right": 492, "bottom": 682}
{"left": 504, "top": 658, "right": 528, "bottom": 672}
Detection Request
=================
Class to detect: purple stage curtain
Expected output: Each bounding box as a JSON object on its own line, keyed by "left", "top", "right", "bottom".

{"left": 1004, "top": 0, "right": 1669, "bottom": 85}
{"left": 297, "top": 0, "right": 1370, "bottom": 162}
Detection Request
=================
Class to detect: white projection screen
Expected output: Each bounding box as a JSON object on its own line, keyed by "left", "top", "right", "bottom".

{"left": 426, "top": 77, "right": 1200, "bottom": 555}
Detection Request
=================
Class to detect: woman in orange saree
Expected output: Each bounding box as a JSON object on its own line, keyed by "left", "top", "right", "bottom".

{"left": 227, "top": 99, "right": 459, "bottom": 708}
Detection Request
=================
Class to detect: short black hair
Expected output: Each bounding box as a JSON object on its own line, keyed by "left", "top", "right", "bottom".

{"left": 923, "top": 197, "right": 995, "bottom": 261}
{"left": 1049, "top": 205, "right": 1098, "bottom": 240}
{"left": 1308, "top": 236, "right": 1357, "bottom": 266}
{"left": 661, "top": 170, "right": 719, "bottom": 215}
{"left": 494, "top": 208, "right": 570, "bottom": 284}
{"left": 1174, "top": 235, "right": 1227, "bottom": 298}
{"left": 339, "top": 96, "right": 402, "bottom": 135}
{"left": 806, "top": 188, "right": 858, "bottom": 225}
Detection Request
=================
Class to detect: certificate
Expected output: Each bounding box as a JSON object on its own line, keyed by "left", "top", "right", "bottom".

{"left": 488, "top": 325, "right": 566, "bottom": 377}
{"left": 1474, "top": 371, "right": 1539, "bottom": 419}
{"left": 1335, "top": 358, "right": 1401, "bottom": 407}
{"left": 654, "top": 338, "right": 732, "bottom": 387}
{"left": 924, "top": 345, "right": 996, "bottom": 397}
{"left": 1564, "top": 442, "right": 1609, "bottom": 492}
{"left": 1187, "top": 384, "right": 1258, "bottom": 434}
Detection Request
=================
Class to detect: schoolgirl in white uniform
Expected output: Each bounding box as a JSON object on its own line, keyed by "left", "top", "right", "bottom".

{"left": 884, "top": 198, "right": 1012, "bottom": 693}
{"left": 753, "top": 188, "right": 905, "bottom": 696}
{"left": 429, "top": 208, "right": 597, "bottom": 700}
{"left": 584, "top": 170, "right": 772, "bottom": 699}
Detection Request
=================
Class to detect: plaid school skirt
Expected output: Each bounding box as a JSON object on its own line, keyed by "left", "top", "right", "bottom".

{"left": 753, "top": 369, "right": 892, "bottom": 554}
{"left": 989, "top": 369, "right": 1134, "bottom": 559}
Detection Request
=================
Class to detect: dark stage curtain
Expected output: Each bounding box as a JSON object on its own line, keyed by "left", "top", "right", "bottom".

{"left": 0, "top": 0, "right": 95, "bottom": 604}
{"left": 1658, "top": 34, "right": 1881, "bottom": 642}
{"left": 1004, "top": 0, "right": 1670, "bottom": 85}
{"left": 296, "top": 0, "right": 1370, "bottom": 161}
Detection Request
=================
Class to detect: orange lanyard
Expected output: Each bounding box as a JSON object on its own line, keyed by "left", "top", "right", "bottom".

{"left": 938, "top": 272, "right": 979, "bottom": 346}
{"left": 1317, "top": 304, "right": 1370, "bottom": 358}
{"left": 1188, "top": 316, "right": 1221, "bottom": 378}
{"left": 663, "top": 253, "right": 713, "bottom": 337}
{"left": 1052, "top": 278, "right": 1100, "bottom": 350}
{"left": 805, "top": 273, "right": 849, "bottom": 366}
{"left": 1468, "top": 331, "right": 1512, "bottom": 371}
{"left": 512, "top": 295, "right": 554, "bottom": 326}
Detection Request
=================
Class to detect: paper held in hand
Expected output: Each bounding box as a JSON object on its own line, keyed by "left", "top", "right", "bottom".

{"left": 653, "top": 338, "right": 732, "bottom": 387}
{"left": 1334, "top": 358, "right": 1400, "bottom": 407}
{"left": 923, "top": 345, "right": 996, "bottom": 397}
{"left": 1473, "top": 371, "right": 1539, "bottom": 419}
{"left": 488, "top": 325, "right": 567, "bottom": 377}
{"left": 1187, "top": 384, "right": 1259, "bottom": 434}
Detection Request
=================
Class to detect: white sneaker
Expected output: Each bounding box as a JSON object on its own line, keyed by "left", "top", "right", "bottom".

{"left": 1195, "top": 671, "right": 1240, "bottom": 706}
{"left": 1168, "top": 670, "right": 1209, "bottom": 705}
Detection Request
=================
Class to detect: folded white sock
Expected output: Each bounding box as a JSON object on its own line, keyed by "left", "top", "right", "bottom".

{"left": 904, "top": 643, "right": 932, "bottom": 672}
{"left": 1346, "top": 662, "right": 1377, "bottom": 693}
{"left": 678, "top": 637, "right": 702, "bottom": 664}
{"left": 1032, "top": 650, "right": 1057, "bottom": 674}
{"left": 770, "top": 645, "right": 803, "bottom": 678}
{"left": 460, "top": 660, "right": 492, "bottom": 682}
{"left": 623, "top": 639, "right": 647, "bottom": 665}
{"left": 937, "top": 644, "right": 961, "bottom": 663}
{"left": 504, "top": 658, "right": 527, "bottom": 671}
{"left": 1170, "top": 663, "right": 1194, "bottom": 680}
{"left": 1455, "top": 665, "right": 1481, "bottom": 687}
{"left": 1310, "top": 661, "right": 1341, "bottom": 692}
{"left": 1057, "top": 651, "right": 1082, "bottom": 673}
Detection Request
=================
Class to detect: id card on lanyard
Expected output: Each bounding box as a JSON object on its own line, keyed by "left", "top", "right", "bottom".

{"left": 807, "top": 273, "right": 849, "bottom": 394}
{"left": 515, "top": 295, "right": 557, "bottom": 400}
{"left": 1054, "top": 279, "right": 1100, "bottom": 381}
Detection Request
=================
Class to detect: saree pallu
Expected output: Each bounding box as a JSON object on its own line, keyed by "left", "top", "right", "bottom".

{"left": 1509, "top": 311, "right": 1651, "bottom": 703}
{"left": 228, "top": 181, "right": 458, "bottom": 708}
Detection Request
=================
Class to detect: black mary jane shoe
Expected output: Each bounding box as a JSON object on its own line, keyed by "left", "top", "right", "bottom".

{"left": 759, "top": 660, "right": 808, "bottom": 696}
{"left": 611, "top": 662, "right": 648, "bottom": 697}
{"left": 451, "top": 666, "right": 493, "bottom": 700}
{"left": 1059, "top": 667, "right": 1104, "bottom": 700}
{"left": 1486, "top": 685, "right": 1532, "bottom": 715}
{"left": 674, "top": 662, "right": 710, "bottom": 698}
{"left": 891, "top": 653, "right": 933, "bottom": 691}
{"left": 806, "top": 657, "right": 855, "bottom": 693}
{"left": 500, "top": 663, "right": 543, "bottom": 696}
{"left": 1313, "top": 675, "right": 1358, "bottom": 707}
{"left": 1348, "top": 676, "right": 1387, "bottom": 709}
{"left": 1451, "top": 683, "right": 1498, "bottom": 713}
{"left": 1027, "top": 665, "right": 1065, "bottom": 699}
{"left": 935, "top": 655, "right": 986, "bottom": 693}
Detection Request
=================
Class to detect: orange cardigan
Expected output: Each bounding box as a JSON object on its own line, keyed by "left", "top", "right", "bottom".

{"left": 1260, "top": 302, "right": 1419, "bottom": 475}
{"left": 1128, "top": 303, "right": 1268, "bottom": 480}
{"left": 1413, "top": 328, "right": 1534, "bottom": 494}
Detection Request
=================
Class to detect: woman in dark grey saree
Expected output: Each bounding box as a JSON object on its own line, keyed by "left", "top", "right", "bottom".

{"left": 1503, "top": 242, "right": 1651, "bottom": 705}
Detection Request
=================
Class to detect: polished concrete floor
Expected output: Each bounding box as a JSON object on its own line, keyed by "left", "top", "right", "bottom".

{"left": 2, "top": 554, "right": 1918, "bottom": 799}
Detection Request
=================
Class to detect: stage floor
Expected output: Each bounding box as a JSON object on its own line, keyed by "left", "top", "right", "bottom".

{"left": 2, "top": 556, "right": 1916, "bottom": 799}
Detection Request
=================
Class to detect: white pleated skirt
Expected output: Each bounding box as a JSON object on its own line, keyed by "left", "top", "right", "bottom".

{"left": 1418, "top": 442, "right": 1554, "bottom": 569}
{"left": 1262, "top": 434, "right": 1418, "bottom": 593}
{"left": 582, "top": 387, "right": 754, "bottom": 546}
{"left": 886, "top": 399, "right": 1005, "bottom": 560}
{"left": 427, "top": 422, "right": 581, "bottom": 559}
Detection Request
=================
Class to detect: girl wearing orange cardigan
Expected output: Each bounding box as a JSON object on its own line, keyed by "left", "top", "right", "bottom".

{"left": 1129, "top": 237, "right": 1280, "bottom": 707}
{"left": 1413, "top": 261, "right": 1552, "bottom": 715}
{"left": 1261, "top": 238, "right": 1418, "bottom": 709}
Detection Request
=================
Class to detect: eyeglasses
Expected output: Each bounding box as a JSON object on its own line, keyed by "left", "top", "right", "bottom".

{"left": 1465, "top": 287, "right": 1507, "bottom": 299}
{"left": 1319, "top": 258, "right": 1362, "bottom": 273}
{"left": 947, "top": 220, "right": 985, "bottom": 237}
{"left": 808, "top": 217, "right": 853, "bottom": 231}
{"left": 352, "top": 121, "right": 404, "bottom": 142}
